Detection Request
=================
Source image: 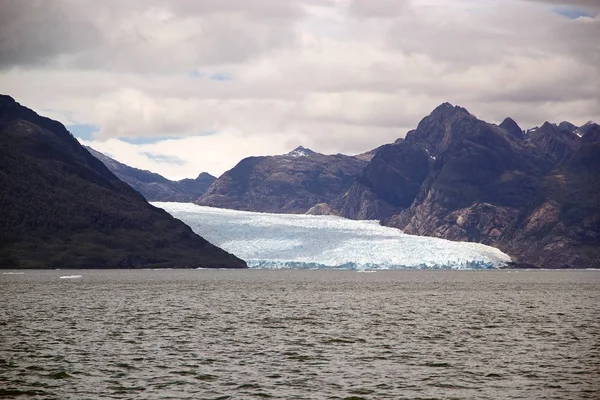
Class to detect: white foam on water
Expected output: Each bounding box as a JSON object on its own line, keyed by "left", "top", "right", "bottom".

{"left": 154, "top": 202, "right": 512, "bottom": 270}
{"left": 3, "top": 272, "right": 24, "bottom": 275}
{"left": 59, "top": 275, "right": 82, "bottom": 279}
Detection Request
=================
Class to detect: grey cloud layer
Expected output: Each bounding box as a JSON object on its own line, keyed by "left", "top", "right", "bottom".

{"left": 0, "top": 0, "right": 598, "bottom": 177}
{"left": 0, "top": 0, "right": 310, "bottom": 70}
{"left": 525, "top": 0, "right": 600, "bottom": 11}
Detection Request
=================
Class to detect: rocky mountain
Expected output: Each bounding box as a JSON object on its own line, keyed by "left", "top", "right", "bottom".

{"left": 499, "top": 117, "right": 524, "bottom": 141}
{"left": 558, "top": 121, "right": 577, "bottom": 134}
{"left": 340, "top": 141, "right": 431, "bottom": 220}
{"left": 0, "top": 95, "right": 246, "bottom": 269}
{"left": 499, "top": 137, "right": 600, "bottom": 268}
{"left": 196, "top": 146, "right": 369, "bottom": 213}
{"left": 338, "top": 103, "right": 599, "bottom": 268}
{"left": 527, "top": 122, "right": 579, "bottom": 164}
{"left": 85, "top": 146, "right": 216, "bottom": 202}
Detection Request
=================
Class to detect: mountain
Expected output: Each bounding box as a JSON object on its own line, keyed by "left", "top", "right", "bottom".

{"left": 339, "top": 103, "right": 598, "bottom": 268}
{"left": 577, "top": 121, "right": 600, "bottom": 140}
{"left": 527, "top": 122, "right": 579, "bottom": 164}
{"left": 340, "top": 141, "right": 431, "bottom": 220}
{"left": 85, "top": 146, "right": 216, "bottom": 202}
{"left": 342, "top": 103, "right": 552, "bottom": 221}
{"left": 0, "top": 95, "right": 246, "bottom": 269}
{"left": 196, "top": 146, "right": 369, "bottom": 213}
{"left": 499, "top": 136, "right": 600, "bottom": 268}
{"left": 499, "top": 117, "right": 524, "bottom": 141}
{"left": 558, "top": 121, "right": 577, "bottom": 134}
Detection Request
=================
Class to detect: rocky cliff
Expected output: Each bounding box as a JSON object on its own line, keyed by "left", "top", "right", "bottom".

{"left": 499, "top": 137, "right": 600, "bottom": 268}
{"left": 0, "top": 95, "right": 246, "bottom": 269}
{"left": 196, "top": 146, "right": 368, "bottom": 213}
{"left": 85, "top": 146, "right": 216, "bottom": 202}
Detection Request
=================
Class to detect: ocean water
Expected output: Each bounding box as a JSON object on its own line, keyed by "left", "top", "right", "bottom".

{"left": 1, "top": 269, "right": 599, "bottom": 399}
{"left": 153, "top": 203, "right": 511, "bottom": 269}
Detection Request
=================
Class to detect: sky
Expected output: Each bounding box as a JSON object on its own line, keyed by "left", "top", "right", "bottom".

{"left": 1, "top": 0, "right": 599, "bottom": 179}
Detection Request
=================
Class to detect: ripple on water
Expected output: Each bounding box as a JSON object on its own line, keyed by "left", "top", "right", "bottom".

{"left": 0, "top": 269, "right": 599, "bottom": 399}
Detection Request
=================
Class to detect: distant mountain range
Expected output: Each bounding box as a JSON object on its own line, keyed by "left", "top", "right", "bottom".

{"left": 0, "top": 95, "right": 245, "bottom": 269}
{"left": 85, "top": 146, "right": 216, "bottom": 202}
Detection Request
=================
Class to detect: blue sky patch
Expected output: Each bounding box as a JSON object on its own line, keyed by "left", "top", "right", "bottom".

{"left": 119, "top": 136, "right": 179, "bottom": 145}
{"left": 210, "top": 72, "right": 232, "bottom": 81}
{"left": 141, "top": 152, "right": 186, "bottom": 165}
{"left": 553, "top": 6, "right": 595, "bottom": 19}
{"left": 67, "top": 123, "right": 99, "bottom": 140}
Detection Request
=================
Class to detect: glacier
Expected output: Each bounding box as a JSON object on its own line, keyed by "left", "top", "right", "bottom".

{"left": 154, "top": 202, "right": 511, "bottom": 270}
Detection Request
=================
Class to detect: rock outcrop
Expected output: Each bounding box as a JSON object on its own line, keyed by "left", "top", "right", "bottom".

{"left": 85, "top": 147, "right": 216, "bottom": 202}
{"left": 305, "top": 203, "right": 340, "bottom": 216}
{"left": 0, "top": 95, "right": 246, "bottom": 269}
{"left": 340, "top": 142, "right": 431, "bottom": 220}
{"left": 499, "top": 139, "right": 600, "bottom": 268}
{"left": 196, "top": 146, "right": 368, "bottom": 214}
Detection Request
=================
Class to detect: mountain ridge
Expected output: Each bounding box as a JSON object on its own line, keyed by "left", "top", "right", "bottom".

{"left": 196, "top": 146, "right": 369, "bottom": 213}
{"left": 85, "top": 146, "right": 216, "bottom": 202}
{"left": 0, "top": 95, "right": 246, "bottom": 269}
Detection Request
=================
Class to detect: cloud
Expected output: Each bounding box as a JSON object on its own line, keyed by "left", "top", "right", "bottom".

{"left": 0, "top": 0, "right": 101, "bottom": 68}
{"left": 0, "top": 0, "right": 309, "bottom": 71}
{"left": 523, "top": 0, "right": 600, "bottom": 12}
{"left": 2, "top": 0, "right": 599, "bottom": 178}
{"left": 140, "top": 152, "right": 186, "bottom": 165}
{"left": 346, "top": 0, "right": 411, "bottom": 18}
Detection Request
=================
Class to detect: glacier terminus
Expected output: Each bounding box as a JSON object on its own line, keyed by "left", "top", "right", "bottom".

{"left": 155, "top": 203, "right": 511, "bottom": 270}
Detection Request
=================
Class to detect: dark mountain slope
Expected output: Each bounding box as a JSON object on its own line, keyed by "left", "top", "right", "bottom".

{"left": 196, "top": 146, "right": 368, "bottom": 213}
{"left": 0, "top": 95, "right": 245, "bottom": 269}
{"left": 500, "top": 140, "right": 600, "bottom": 268}
{"left": 342, "top": 103, "right": 552, "bottom": 221}
{"left": 581, "top": 123, "right": 600, "bottom": 144}
{"left": 85, "top": 146, "right": 215, "bottom": 202}
{"left": 385, "top": 105, "right": 553, "bottom": 245}
{"left": 340, "top": 142, "right": 431, "bottom": 220}
{"left": 528, "top": 122, "right": 579, "bottom": 164}
{"left": 499, "top": 117, "right": 524, "bottom": 141}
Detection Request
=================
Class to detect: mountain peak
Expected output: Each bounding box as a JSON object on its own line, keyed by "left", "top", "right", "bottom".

{"left": 499, "top": 117, "right": 524, "bottom": 140}
{"left": 422, "top": 102, "right": 472, "bottom": 125}
{"left": 195, "top": 172, "right": 216, "bottom": 181}
{"left": 0, "top": 94, "right": 16, "bottom": 103}
{"left": 558, "top": 121, "right": 577, "bottom": 134}
{"left": 577, "top": 121, "right": 599, "bottom": 140}
{"left": 540, "top": 121, "right": 556, "bottom": 130}
{"left": 287, "top": 146, "right": 317, "bottom": 157}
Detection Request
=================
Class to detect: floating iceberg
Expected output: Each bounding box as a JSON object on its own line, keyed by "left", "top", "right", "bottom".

{"left": 154, "top": 203, "right": 511, "bottom": 270}
{"left": 59, "top": 275, "right": 82, "bottom": 279}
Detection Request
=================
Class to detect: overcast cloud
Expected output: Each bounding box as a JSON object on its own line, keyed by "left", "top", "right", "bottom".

{"left": 1, "top": 0, "right": 598, "bottom": 179}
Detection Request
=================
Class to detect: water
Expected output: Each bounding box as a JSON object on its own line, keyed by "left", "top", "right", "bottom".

{"left": 153, "top": 203, "right": 511, "bottom": 269}
{"left": 1, "top": 269, "right": 599, "bottom": 399}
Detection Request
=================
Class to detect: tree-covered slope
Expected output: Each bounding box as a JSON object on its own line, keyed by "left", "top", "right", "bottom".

{"left": 0, "top": 95, "right": 246, "bottom": 269}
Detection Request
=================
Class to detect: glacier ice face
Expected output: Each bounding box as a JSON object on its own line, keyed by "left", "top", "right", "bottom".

{"left": 154, "top": 202, "right": 512, "bottom": 270}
